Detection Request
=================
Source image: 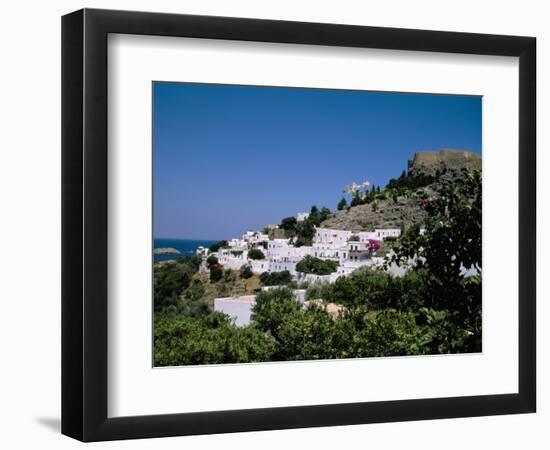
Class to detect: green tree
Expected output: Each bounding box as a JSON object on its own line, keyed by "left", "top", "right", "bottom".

{"left": 337, "top": 197, "right": 348, "bottom": 210}
{"left": 276, "top": 303, "right": 345, "bottom": 360}
{"left": 240, "top": 265, "right": 253, "bottom": 279}
{"left": 280, "top": 216, "right": 298, "bottom": 233}
{"left": 389, "top": 169, "right": 482, "bottom": 352}
{"left": 186, "top": 279, "right": 205, "bottom": 301}
{"left": 259, "top": 271, "right": 293, "bottom": 286}
{"left": 206, "top": 255, "right": 219, "bottom": 267}
{"left": 223, "top": 269, "right": 236, "bottom": 283}
{"left": 210, "top": 266, "right": 223, "bottom": 282}
{"left": 295, "top": 255, "right": 338, "bottom": 275}
{"left": 309, "top": 205, "right": 321, "bottom": 226}
{"left": 208, "top": 240, "right": 229, "bottom": 252}
{"left": 154, "top": 261, "right": 193, "bottom": 312}
{"left": 348, "top": 310, "right": 432, "bottom": 358}
{"left": 320, "top": 207, "right": 331, "bottom": 222}
{"left": 248, "top": 248, "right": 265, "bottom": 260}
{"left": 251, "top": 288, "right": 302, "bottom": 341}
{"left": 154, "top": 314, "right": 276, "bottom": 366}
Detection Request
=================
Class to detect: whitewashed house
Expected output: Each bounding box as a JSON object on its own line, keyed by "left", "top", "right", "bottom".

{"left": 214, "top": 295, "right": 256, "bottom": 327}
{"left": 242, "top": 230, "right": 269, "bottom": 245}
{"left": 249, "top": 259, "right": 269, "bottom": 273}
{"left": 296, "top": 212, "right": 310, "bottom": 222}
{"left": 206, "top": 225, "right": 403, "bottom": 282}
{"left": 374, "top": 228, "right": 401, "bottom": 239}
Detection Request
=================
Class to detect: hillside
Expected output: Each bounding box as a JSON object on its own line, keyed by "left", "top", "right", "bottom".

{"left": 321, "top": 149, "right": 480, "bottom": 232}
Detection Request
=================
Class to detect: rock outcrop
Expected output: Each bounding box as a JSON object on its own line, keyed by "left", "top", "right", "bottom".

{"left": 153, "top": 247, "right": 181, "bottom": 255}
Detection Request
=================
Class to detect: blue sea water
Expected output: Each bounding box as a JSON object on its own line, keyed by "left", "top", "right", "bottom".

{"left": 153, "top": 238, "right": 218, "bottom": 262}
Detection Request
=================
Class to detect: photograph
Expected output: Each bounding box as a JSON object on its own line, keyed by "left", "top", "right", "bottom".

{"left": 152, "top": 82, "right": 482, "bottom": 367}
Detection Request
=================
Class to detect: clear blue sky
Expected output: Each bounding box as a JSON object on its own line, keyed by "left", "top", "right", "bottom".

{"left": 153, "top": 82, "right": 481, "bottom": 240}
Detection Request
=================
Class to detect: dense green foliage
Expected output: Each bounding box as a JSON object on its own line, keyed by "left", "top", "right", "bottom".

{"left": 251, "top": 288, "right": 432, "bottom": 360}
{"left": 210, "top": 266, "right": 223, "bottom": 282}
{"left": 279, "top": 205, "right": 332, "bottom": 246}
{"left": 295, "top": 255, "right": 339, "bottom": 275}
{"left": 247, "top": 248, "right": 266, "bottom": 260}
{"left": 155, "top": 313, "right": 276, "bottom": 366}
{"left": 259, "top": 270, "right": 293, "bottom": 286}
{"left": 208, "top": 240, "right": 229, "bottom": 252}
{"left": 388, "top": 169, "right": 482, "bottom": 352}
{"left": 386, "top": 169, "right": 435, "bottom": 191}
{"left": 240, "top": 264, "right": 253, "bottom": 279}
{"left": 154, "top": 256, "right": 201, "bottom": 312}
{"left": 337, "top": 197, "right": 348, "bottom": 210}
{"left": 206, "top": 255, "right": 218, "bottom": 267}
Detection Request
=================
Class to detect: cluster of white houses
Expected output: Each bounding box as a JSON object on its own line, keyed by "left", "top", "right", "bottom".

{"left": 200, "top": 217, "right": 401, "bottom": 326}
{"left": 199, "top": 224, "right": 400, "bottom": 284}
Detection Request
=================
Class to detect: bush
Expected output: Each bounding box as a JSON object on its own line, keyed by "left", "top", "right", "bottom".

{"left": 337, "top": 197, "right": 348, "bottom": 210}
{"left": 248, "top": 248, "right": 265, "bottom": 260}
{"left": 206, "top": 255, "right": 219, "bottom": 267}
{"left": 208, "top": 240, "right": 229, "bottom": 252}
{"left": 154, "top": 259, "right": 198, "bottom": 312}
{"left": 251, "top": 288, "right": 302, "bottom": 341}
{"left": 240, "top": 265, "right": 253, "bottom": 279}
{"left": 186, "top": 280, "right": 205, "bottom": 301}
{"left": 210, "top": 266, "right": 223, "bottom": 282}
{"left": 223, "top": 269, "right": 236, "bottom": 283}
{"left": 154, "top": 314, "right": 276, "bottom": 366}
{"left": 295, "top": 255, "right": 338, "bottom": 275}
{"left": 259, "top": 271, "right": 292, "bottom": 286}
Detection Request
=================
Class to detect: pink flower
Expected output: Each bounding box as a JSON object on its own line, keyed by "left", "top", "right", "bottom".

{"left": 367, "top": 239, "right": 381, "bottom": 253}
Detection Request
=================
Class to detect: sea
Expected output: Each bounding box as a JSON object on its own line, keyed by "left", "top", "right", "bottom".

{"left": 153, "top": 238, "right": 219, "bottom": 262}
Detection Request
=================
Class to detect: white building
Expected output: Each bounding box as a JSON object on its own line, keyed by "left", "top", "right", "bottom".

{"left": 242, "top": 230, "right": 269, "bottom": 245}
{"left": 195, "top": 246, "right": 209, "bottom": 256}
{"left": 296, "top": 212, "right": 310, "bottom": 222}
{"left": 249, "top": 259, "right": 269, "bottom": 273}
{"left": 374, "top": 228, "right": 401, "bottom": 239}
{"left": 214, "top": 295, "right": 256, "bottom": 327}
{"left": 216, "top": 248, "right": 248, "bottom": 270}
{"left": 266, "top": 239, "right": 314, "bottom": 275}
{"left": 206, "top": 226, "right": 402, "bottom": 282}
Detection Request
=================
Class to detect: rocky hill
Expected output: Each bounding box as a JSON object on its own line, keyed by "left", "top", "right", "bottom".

{"left": 320, "top": 193, "right": 428, "bottom": 232}
{"left": 320, "top": 149, "right": 480, "bottom": 232}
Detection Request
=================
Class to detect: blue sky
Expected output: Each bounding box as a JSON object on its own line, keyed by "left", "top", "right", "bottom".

{"left": 153, "top": 82, "right": 481, "bottom": 240}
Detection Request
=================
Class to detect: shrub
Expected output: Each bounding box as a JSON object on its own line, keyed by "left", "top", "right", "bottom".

{"left": 208, "top": 240, "right": 229, "bottom": 252}
{"left": 154, "top": 261, "right": 194, "bottom": 312}
{"left": 154, "top": 314, "right": 276, "bottom": 366}
{"left": 240, "top": 265, "right": 253, "bottom": 279}
{"left": 210, "top": 266, "right": 223, "bottom": 282}
{"left": 206, "top": 255, "right": 219, "bottom": 267}
{"left": 248, "top": 248, "right": 265, "bottom": 260}
{"left": 251, "top": 288, "right": 302, "bottom": 341}
{"left": 259, "top": 271, "right": 292, "bottom": 286}
{"left": 295, "top": 255, "right": 338, "bottom": 275}
{"left": 223, "top": 269, "right": 236, "bottom": 283}
{"left": 337, "top": 197, "right": 348, "bottom": 210}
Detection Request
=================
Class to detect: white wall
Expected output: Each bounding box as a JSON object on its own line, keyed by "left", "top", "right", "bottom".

{"left": 214, "top": 297, "right": 255, "bottom": 326}
{"left": 0, "top": 1, "right": 547, "bottom": 449}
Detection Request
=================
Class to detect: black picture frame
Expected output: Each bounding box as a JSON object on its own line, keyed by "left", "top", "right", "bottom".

{"left": 62, "top": 8, "right": 536, "bottom": 442}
